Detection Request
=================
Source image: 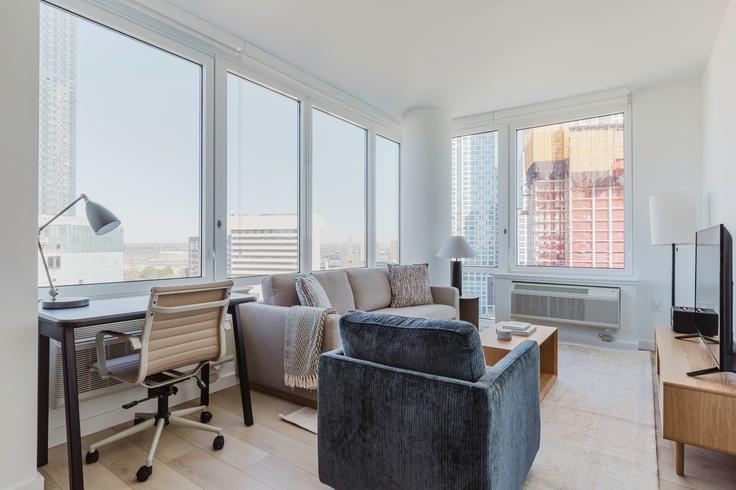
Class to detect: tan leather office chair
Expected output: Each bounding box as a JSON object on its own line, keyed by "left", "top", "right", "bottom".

{"left": 85, "top": 280, "right": 234, "bottom": 482}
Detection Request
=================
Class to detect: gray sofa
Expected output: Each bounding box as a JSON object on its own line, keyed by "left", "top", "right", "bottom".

{"left": 241, "top": 267, "right": 459, "bottom": 402}
{"left": 318, "top": 311, "right": 541, "bottom": 490}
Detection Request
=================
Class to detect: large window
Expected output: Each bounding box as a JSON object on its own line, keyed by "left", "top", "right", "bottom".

{"left": 515, "top": 114, "right": 625, "bottom": 269}
{"left": 38, "top": 3, "right": 202, "bottom": 286}
{"left": 375, "top": 136, "right": 400, "bottom": 266}
{"left": 451, "top": 131, "right": 499, "bottom": 318}
{"left": 312, "top": 109, "right": 367, "bottom": 270}
{"left": 226, "top": 74, "right": 300, "bottom": 277}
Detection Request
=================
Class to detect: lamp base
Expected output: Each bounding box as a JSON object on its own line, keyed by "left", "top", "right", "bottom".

{"left": 41, "top": 296, "right": 90, "bottom": 309}
{"left": 451, "top": 260, "right": 463, "bottom": 296}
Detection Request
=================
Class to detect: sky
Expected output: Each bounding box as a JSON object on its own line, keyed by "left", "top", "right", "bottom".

{"left": 49, "top": 4, "right": 399, "bottom": 247}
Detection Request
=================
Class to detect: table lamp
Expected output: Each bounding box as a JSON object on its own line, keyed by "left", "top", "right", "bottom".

{"left": 437, "top": 236, "right": 475, "bottom": 295}
{"left": 649, "top": 191, "right": 695, "bottom": 307}
{"left": 39, "top": 193, "right": 121, "bottom": 309}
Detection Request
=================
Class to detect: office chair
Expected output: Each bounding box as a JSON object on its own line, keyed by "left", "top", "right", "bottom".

{"left": 85, "top": 280, "right": 234, "bottom": 482}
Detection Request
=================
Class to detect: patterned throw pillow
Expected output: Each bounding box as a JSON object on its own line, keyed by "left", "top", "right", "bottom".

{"left": 295, "top": 275, "right": 332, "bottom": 308}
{"left": 388, "top": 264, "right": 434, "bottom": 308}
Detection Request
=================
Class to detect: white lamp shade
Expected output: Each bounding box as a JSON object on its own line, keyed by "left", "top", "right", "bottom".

{"left": 649, "top": 191, "right": 695, "bottom": 245}
{"left": 437, "top": 236, "right": 475, "bottom": 258}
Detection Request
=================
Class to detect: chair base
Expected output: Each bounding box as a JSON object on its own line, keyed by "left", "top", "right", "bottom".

{"left": 86, "top": 398, "right": 224, "bottom": 482}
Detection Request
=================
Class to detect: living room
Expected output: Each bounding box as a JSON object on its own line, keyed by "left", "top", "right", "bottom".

{"left": 2, "top": 0, "right": 736, "bottom": 489}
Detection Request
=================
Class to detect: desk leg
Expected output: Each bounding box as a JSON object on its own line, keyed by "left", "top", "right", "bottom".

{"left": 37, "top": 332, "right": 49, "bottom": 467}
{"left": 675, "top": 442, "right": 685, "bottom": 476}
{"left": 229, "top": 304, "right": 253, "bottom": 426}
{"left": 62, "top": 328, "right": 84, "bottom": 490}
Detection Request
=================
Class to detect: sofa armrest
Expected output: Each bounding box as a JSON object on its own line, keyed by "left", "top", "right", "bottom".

{"left": 241, "top": 302, "right": 290, "bottom": 330}
{"left": 430, "top": 285, "right": 459, "bottom": 313}
{"left": 477, "top": 340, "right": 541, "bottom": 490}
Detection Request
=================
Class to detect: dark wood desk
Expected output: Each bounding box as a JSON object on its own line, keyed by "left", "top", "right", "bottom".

{"left": 37, "top": 292, "right": 256, "bottom": 490}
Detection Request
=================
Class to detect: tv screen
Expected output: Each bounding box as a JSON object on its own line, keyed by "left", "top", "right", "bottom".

{"left": 695, "top": 226, "right": 722, "bottom": 365}
{"left": 694, "top": 224, "right": 734, "bottom": 374}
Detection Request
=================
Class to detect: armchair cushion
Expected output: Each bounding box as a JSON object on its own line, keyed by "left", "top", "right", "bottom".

{"left": 339, "top": 311, "right": 486, "bottom": 382}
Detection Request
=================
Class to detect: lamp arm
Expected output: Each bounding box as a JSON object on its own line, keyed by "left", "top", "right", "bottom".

{"left": 38, "top": 237, "right": 58, "bottom": 300}
{"left": 38, "top": 193, "right": 87, "bottom": 232}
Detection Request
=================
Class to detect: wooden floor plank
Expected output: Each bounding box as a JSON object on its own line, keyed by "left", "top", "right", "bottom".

{"left": 167, "top": 448, "right": 272, "bottom": 490}
{"left": 242, "top": 455, "right": 328, "bottom": 490}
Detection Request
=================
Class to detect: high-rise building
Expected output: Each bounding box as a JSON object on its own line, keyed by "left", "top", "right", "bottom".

{"left": 38, "top": 4, "right": 124, "bottom": 286}
{"left": 227, "top": 214, "right": 299, "bottom": 276}
{"left": 451, "top": 132, "right": 499, "bottom": 318}
{"left": 518, "top": 115, "right": 625, "bottom": 268}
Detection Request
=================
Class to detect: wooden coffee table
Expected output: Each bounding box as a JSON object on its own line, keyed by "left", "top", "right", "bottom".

{"left": 479, "top": 324, "right": 558, "bottom": 399}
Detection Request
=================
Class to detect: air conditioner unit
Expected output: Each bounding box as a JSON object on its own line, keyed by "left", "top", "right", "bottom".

{"left": 49, "top": 315, "right": 235, "bottom": 409}
{"left": 510, "top": 282, "right": 620, "bottom": 330}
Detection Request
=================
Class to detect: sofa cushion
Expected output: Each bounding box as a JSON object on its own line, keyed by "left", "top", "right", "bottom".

{"left": 339, "top": 310, "right": 486, "bottom": 382}
{"left": 313, "top": 270, "right": 356, "bottom": 314}
{"left": 388, "top": 263, "right": 434, "bottom": 308}
{"left": 371, "top": 304, "right": 456, "bottom": 320}
{"left": 261, "top": 273, "right": 300, "bottom": 307}
{"left": 346, "top": 268, "right": 392, "bottom": 311}
{"left": 295, "top": 275, "right": 332, "bottom": 308}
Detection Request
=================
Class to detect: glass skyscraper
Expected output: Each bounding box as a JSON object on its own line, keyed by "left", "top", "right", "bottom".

{"left": 451, "top": 131, "right": 499, "bottom": 318}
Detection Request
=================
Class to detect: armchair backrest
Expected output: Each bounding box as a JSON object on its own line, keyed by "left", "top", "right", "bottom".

{"left": 135, "top": 280, "right": 233, "bottom": 384}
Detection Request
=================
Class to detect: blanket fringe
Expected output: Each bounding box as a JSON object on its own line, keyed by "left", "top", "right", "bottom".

{"left": 284, "top": 374, "right": 318, "bottom": 391}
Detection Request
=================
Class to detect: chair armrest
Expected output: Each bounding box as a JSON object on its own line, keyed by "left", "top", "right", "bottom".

{"left": 430, "top": 285, "right": 459, "bottom": 314}
{"left": 476, "top": 340, "right": 541, "bottom": 489}
{"left": 94, "top": 330, "right": 142, "bottom": 378}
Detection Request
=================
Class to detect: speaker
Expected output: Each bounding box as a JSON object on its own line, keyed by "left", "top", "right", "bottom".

{"left": 671, "top": 306, "right": 718, "bottom": 336}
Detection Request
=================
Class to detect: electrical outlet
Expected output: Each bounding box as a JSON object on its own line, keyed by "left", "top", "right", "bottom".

{"left": 651, "top": 299, "right": 664, "bottom": 313}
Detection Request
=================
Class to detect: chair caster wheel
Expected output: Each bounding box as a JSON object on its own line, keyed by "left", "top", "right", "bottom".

{"left": 136, "top": 465, "right": 152, "bottom": 482}
{"left": 200, "top": 411, "right": 213, "bottom": 423}
{"left": 133, "top": 417, "right": 145, "bottom": 425}
{"left": 85, "top": 450, "right": 99, "bottom": 464}
{"left": 213, "top": 435, "right": 224, "bottom": 450}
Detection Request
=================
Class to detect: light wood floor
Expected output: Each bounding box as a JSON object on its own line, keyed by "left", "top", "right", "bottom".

{"left": 40, "top": 388, "right": 325, "bottom": 489}
{"left": 41, "top": 357, "right": 736, "bottom": 489}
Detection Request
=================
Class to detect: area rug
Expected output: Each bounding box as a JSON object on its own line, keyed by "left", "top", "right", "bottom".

{"left": 523, "top": 343, "right": 657, "bottom": 489}
{"left": 280, "top": 342, "right": 658, "bottom": 489}
{"left": 279, "top": 406, "right": 318, "bottom": 434}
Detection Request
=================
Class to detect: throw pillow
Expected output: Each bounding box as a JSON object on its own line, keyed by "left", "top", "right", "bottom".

{"left": 295, "top": 275, "right": 332, "bottom": 308}
{"left": 388, "top": 263, "right": 434, "bottom": 308}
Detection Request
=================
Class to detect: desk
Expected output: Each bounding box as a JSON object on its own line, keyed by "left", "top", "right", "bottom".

{"left": 36, "top": 292, "right": 256, "bottom": 490}
{"left": 655, "top": 325, "right": 736, "bottom": 476}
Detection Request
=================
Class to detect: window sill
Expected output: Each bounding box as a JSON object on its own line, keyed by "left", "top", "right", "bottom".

{"left": 493, "top": 271, "right": 639, "bottom": 287}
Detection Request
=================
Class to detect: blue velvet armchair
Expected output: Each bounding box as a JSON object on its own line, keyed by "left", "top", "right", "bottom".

{"left": 318, "top": 311, "right": 541, "bottom": 490}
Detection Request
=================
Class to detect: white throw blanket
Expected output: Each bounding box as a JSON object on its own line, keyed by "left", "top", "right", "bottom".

{"left": 284, "top": 305, "right": 337, "bottom": 390}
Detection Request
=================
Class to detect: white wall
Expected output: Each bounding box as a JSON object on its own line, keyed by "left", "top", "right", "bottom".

{"left": 0, "top": 1, "right": 44, "bottom": 489}
{"left": 703, "top": 0, "right": 736, "bottom": 231}
{"left": 401, "top": 107, "right": 452, "bottom": 285}
{"left": 632, "top": 79, "right": 703, "bottom": 348}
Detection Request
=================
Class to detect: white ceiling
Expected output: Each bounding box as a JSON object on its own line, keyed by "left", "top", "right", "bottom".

{"left": 167, "top": 0, "right": 729, "bottom": 119}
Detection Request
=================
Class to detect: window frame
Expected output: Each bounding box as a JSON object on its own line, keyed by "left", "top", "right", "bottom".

{"left": 374, "top": 133, "right": 401, "bottom": 266}
{"left": 450, "top": 123, "right": 507, "bottom": 318}
{"left": 38, "top": 0, "right": 217, "bottom": 299}
{"left": 39, "top": 0, "right": 403, "bottom": 299}
{"left": 507, "top": 99, "right": 633, "bottom": 278}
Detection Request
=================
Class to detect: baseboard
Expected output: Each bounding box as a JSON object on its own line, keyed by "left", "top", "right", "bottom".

{"left": 638, "top": 339, "right": 655, "bottom": 351}
{"left": 48, "top": 371, "right": 239, "bottom": 447}
{"left": 251, "top": 382, "right": 317, "bottom": 409}
{"left": 11, "top": 472, "right": 44, "bottom": 490}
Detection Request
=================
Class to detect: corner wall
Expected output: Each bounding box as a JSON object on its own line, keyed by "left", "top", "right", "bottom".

{"left": 0, "top": 1, "right": 44, "bottom": 489}
{"left": 703, "top": 0, "right": 736, "bottom": 231}
{"left": 401, "top": 107, "right": 451, "bottom": 285}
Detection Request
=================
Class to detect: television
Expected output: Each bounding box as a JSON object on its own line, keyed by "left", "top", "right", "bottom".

{"left": 689, "top": 224, "right": 735, "bottom": 377}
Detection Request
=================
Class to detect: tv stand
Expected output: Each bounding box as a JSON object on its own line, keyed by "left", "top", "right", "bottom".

{"left": 656, "top": 326, "right": 736, "bottom": 476}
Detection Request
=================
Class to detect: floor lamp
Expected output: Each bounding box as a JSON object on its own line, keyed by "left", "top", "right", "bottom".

{"left": 649, "top": 191, "right": 695, "bottom": 307}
